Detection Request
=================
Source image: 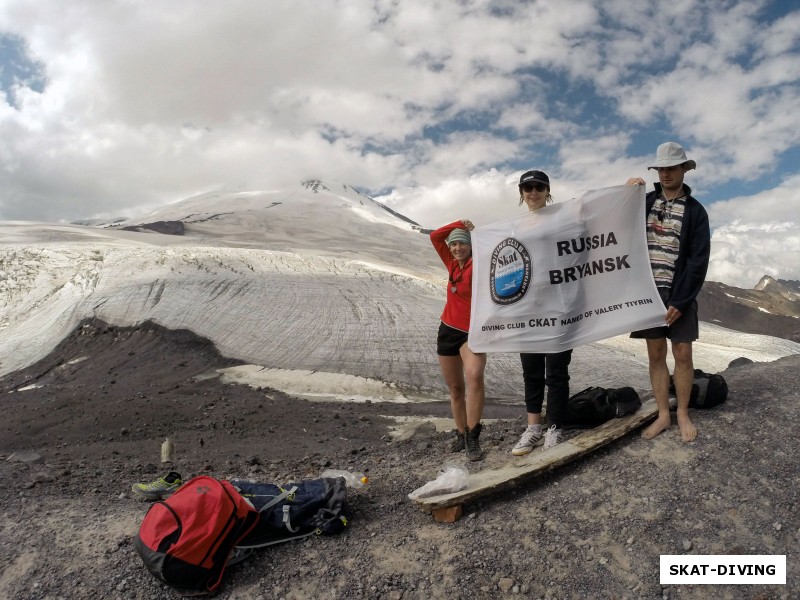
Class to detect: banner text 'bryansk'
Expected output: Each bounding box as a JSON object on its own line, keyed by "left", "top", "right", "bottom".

{"left": 549, "top": 231, "right": 631, "bottom": 284}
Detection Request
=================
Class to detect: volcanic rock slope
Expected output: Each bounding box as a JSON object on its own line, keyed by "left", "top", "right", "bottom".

{"left": 698, "top": 276, "right": 800, "bottom": 342}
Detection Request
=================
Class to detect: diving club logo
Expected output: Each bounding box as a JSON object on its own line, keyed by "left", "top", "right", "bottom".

{"left": 489, "top": 238, "right": 531, "bottom": 305}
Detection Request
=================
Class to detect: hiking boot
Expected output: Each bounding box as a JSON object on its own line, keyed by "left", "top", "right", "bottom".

{"left": 465, "top": 423, "right": 484, "bottom": 461}
{"left": 448, "top": 430, "right": 465, "bottom": 453}
{"left": 543, "top": 425, "right": 562, "bottom": 450}
{"left": 131, "top": 471, "right": 183, "bottom": 500}
{"left": 511, "top": 425, "right": 542, "bottom": 456}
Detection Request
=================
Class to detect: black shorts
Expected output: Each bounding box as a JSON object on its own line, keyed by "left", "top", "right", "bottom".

{"left": 630, "top": 288, "right": 699, "bottom": 343}
{"left": 437, "top": 322, "right": 468, "bottom": 356}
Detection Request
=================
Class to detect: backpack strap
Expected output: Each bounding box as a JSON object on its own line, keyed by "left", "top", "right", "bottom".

{"left": 258, "top": 485, "right": 304, "bottom": 534}
{"left": 257, "top": 485, "right": 298, "bottom": 513}
{"left": 283, "top": 505, "right": 300, "bottom": 533}
{"left": 234, "top": 529, "right": 318, "bottom": 551}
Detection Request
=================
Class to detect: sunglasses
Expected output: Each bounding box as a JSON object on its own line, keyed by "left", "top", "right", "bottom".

{"left": 520, "top": 182, "right": 548, "bottom": 193}
{"left": 656, "top": 202, "right": 672, "bottom": 222}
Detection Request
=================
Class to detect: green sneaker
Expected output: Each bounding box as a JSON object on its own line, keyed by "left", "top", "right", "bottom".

{"left": 131, "top": 471, "right": 183, "bottom": 500}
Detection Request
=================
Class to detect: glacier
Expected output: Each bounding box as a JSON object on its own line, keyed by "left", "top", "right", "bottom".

{"left": 1, "top": 181, "right": 798, "bottom": 403}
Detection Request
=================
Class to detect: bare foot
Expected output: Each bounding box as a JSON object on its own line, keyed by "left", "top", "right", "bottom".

{"left": 677, "top": 412, "right": 697, "bottom": 442}
{"left": 642, "top": 415, "right": 671, "bottom": 440}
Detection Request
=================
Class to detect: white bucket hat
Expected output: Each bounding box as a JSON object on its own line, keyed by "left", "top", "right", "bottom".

{"left": 647, "top": 142, "right": 696, "bottom": 171}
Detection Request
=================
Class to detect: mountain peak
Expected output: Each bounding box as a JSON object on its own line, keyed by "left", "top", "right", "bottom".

{"left": 754, "top": 274, "right": 777, "bottom": 291}
{"left": 300, "top": 178, "right": 330, "bottom": 194}
{"left": 752, "top": 275, "right": 800, "bottom": 302}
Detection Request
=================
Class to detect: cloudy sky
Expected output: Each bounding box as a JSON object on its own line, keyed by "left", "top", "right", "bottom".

{"left": 1, "top": 0, "right": 798, "bottom": 288}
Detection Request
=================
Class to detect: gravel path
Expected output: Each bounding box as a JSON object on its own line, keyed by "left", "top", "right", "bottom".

{"left": 0, "top": 320, "right": 796, "bottom": 599}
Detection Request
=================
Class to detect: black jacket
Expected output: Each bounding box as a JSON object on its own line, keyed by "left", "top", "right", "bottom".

{"left": 646, "top": 183, "right": 710, "bottom": 313}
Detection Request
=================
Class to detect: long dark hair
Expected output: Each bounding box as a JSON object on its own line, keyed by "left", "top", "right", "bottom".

{"left": 518, "top": 188, "right": 554, "bottom": 206}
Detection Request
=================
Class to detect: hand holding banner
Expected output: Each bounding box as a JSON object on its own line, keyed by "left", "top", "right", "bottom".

{"left": 468, "top": 184, "right": 665, "bottom": 353}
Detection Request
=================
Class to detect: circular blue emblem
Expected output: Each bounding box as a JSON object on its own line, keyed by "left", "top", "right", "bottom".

{"left": 489, "top": 238, "right": 531, "bottom": 305}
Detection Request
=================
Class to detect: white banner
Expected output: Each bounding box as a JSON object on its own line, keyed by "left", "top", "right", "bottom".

{"left": 468, "top": 184, "right": 666, "bottom": 353}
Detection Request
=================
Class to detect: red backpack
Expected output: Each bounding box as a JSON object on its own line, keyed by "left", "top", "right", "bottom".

{"left": 134, "top": 476, "right": 260, "bottom": 595}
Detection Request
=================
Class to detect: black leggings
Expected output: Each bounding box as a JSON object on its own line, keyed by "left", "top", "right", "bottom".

{"left": 520, "top": 350, "right": 572, "bottom": 427}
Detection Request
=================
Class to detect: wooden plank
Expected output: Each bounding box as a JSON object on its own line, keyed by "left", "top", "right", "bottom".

{"left": 412, "top": 397, "right": 659, "bottom": 512}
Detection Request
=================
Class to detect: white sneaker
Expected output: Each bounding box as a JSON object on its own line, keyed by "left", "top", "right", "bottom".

{"left": 543, "top": 425, "right": 562, "bottom": 450}
{"left": 511, "top": 425, "right": 542, "bottom": 456}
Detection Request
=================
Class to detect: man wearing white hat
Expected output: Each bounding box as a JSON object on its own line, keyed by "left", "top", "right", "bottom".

{"left": 626, "top": 142, "right": 710, "bottom": 442}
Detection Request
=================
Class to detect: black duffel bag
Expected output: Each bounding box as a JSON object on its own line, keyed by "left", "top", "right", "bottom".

{"left": 564, "top": 386, "right": 642, "bottom": 428}
{"left": 669, "top": 369, "right": 728, "bottom": 408}
{"left": 608, "top": 386, "right": 642, "bottom": 417}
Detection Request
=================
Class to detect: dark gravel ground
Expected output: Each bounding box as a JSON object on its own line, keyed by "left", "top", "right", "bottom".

{"left": 0, "top": 319, "right": 797, "bottom": 599}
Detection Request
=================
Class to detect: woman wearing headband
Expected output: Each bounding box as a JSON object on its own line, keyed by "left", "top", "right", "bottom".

{"left": 430, "top": 219, "right": 487, "bottom": 461}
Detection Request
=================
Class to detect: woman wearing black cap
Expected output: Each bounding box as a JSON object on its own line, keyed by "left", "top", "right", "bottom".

{"left": 511, "top": 170, "right": 572, "bottom": 455}
{"left": 430, "top": 219, "right": 487, "bottom": 461}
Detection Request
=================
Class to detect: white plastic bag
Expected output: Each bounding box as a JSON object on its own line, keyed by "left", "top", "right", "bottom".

{"left": 408, "top": 463, "right": 469, "bottom": 500}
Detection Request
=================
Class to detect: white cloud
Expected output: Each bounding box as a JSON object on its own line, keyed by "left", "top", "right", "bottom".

{"left": 757, "top": 10, "right": 800, "bottom": 58}
{"left": 706, "top": 176, "right": 800, "bottom": 287}
{"left": 706, "top": 176, "right": 800, "bottom": 228}
{"left": 605, "top": 1, "right": 800, "bottom": 188}
{"left": 378, "top": 170, "right": 515, "bottom": 229}
{"left": 709, "top": 224, "right": 800, "bottom": 288}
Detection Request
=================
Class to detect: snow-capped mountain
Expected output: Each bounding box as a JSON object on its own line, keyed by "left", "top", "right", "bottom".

{"left": 113, "top": 180, "right": 435, "bottom": 271}
{"left": 1, "top": 180, "right": 798, "bottom": 402}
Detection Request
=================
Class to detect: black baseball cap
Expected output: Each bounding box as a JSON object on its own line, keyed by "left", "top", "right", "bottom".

{"left": 518, "top": 170, "right": 550, "bottom": 187}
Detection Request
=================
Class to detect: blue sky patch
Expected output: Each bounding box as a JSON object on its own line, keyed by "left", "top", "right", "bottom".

{"left": 0, "top": 33, "right": 46, "bottom": 108}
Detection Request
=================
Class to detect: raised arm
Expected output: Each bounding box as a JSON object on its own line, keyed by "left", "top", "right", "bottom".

{"left": 430, "top": 219, "right": 471, "bottom": 266}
